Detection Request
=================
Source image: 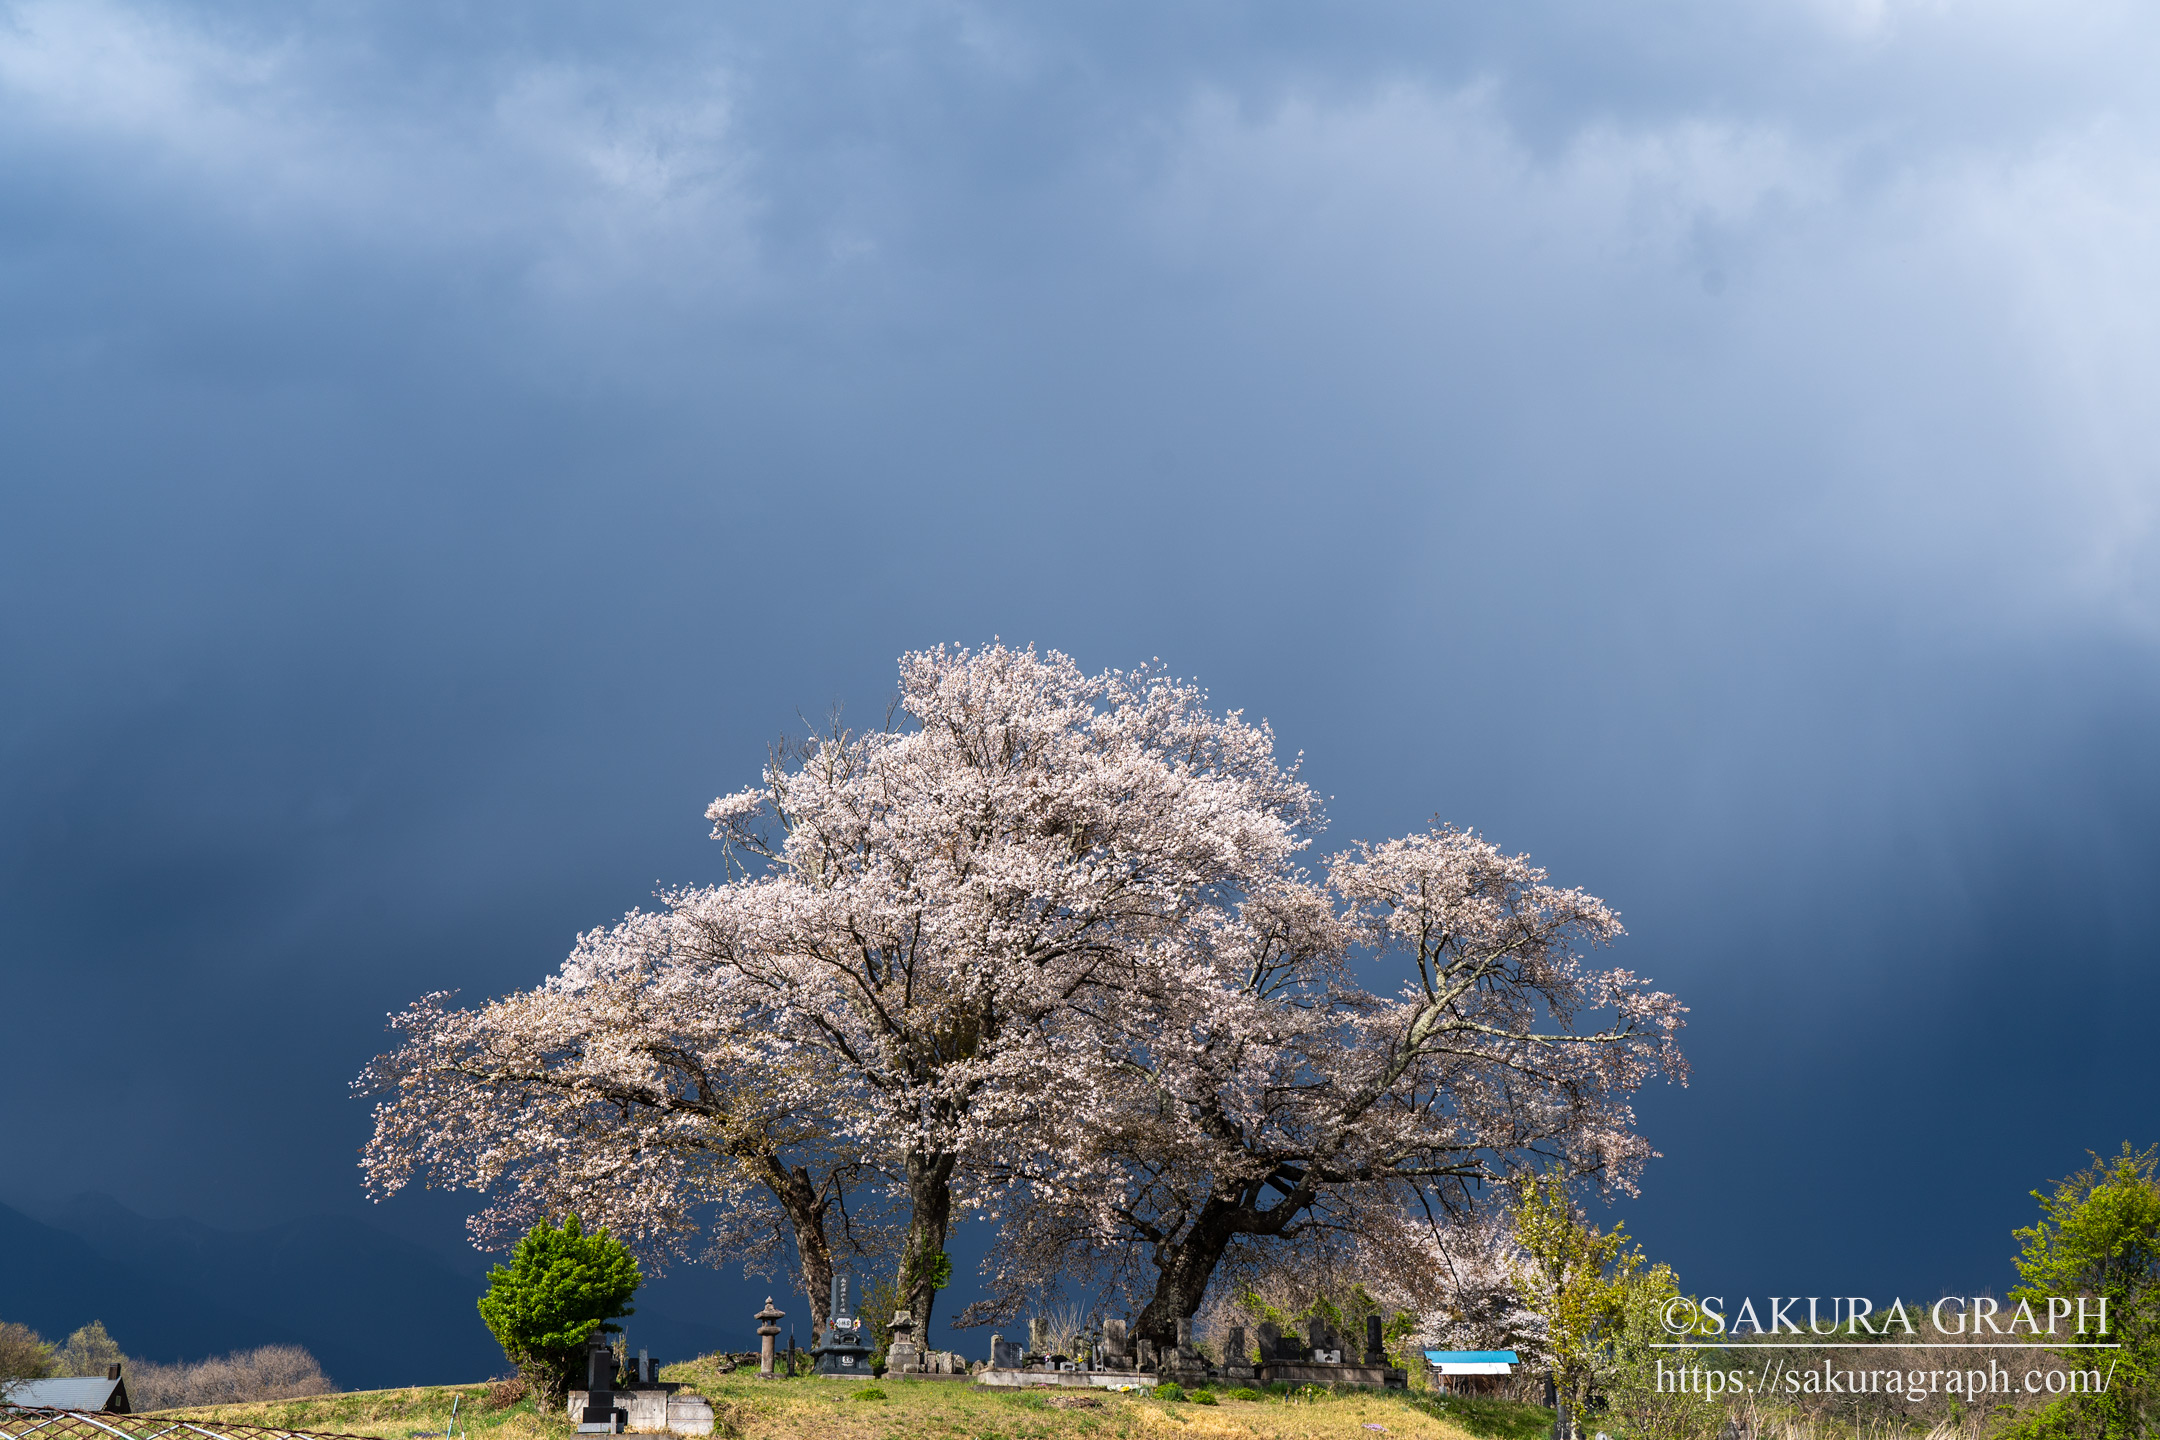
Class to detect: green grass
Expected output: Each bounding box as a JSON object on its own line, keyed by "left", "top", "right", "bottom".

{"left": 1406, "top": 1393, "right": 1558, "bottom": 1440}
{"left": 147, "top": 1360, "right": 1501, "bottom": 1440}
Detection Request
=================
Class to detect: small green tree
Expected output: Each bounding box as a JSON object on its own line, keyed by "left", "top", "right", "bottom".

{"left": 50, "top": 1322, "right": 127, "bottom": 1378}
{"left": 2006, "top": 1144, "right": 2160, "bottom": 1440}
{"left": 1511, "top": 1173, "right": 1641, "bottom": 1439}
{"left": 1600, "top": 1265, "right": 1723, "bottom": 1440}
{"left": 0, "top": 1322, "right": 55, "bottom": 1387}
{"left": 477, "top": 1215, "right": 642, "bottom": 1404}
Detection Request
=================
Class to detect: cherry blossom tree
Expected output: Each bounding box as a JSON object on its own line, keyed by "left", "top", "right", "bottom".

{"left": 362, "top": 645, "right": 1685, "bottom": 1352}
{"left": 977, "top": 825, "right": 1686, "bottom": 1344}
{"left": 357, "top": 910, "right": 879, "bottom": 1337}
{"left": 670, "top": 643, "right": 1322, "bottom": 1339}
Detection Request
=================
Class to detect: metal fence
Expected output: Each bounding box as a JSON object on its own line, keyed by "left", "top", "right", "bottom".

{"left": 0, "top": 1409, "right": 377, "bottom": 1440}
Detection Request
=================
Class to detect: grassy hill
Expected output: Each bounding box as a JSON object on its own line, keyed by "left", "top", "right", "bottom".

{"left": 141, "top": 1361, "right": 1553, "bottom": 1440}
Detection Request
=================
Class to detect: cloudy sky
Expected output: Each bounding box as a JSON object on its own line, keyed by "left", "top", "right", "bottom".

{"left": 5, "top": 0, "right": 2159, "bottom": 1341}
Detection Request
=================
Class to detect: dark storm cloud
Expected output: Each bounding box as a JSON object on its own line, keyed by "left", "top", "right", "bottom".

{"left": 4, "top": 0, "right": 2159, "bottom": 1348}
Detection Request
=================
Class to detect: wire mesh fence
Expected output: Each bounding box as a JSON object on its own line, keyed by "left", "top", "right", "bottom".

{"left": 0, "top": 1409, "right": 379, "bottom": 1440}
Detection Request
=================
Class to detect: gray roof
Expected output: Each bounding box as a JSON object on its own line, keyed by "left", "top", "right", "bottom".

{"left": 1, "top": 1376, "right": 124, "bottom": 1410}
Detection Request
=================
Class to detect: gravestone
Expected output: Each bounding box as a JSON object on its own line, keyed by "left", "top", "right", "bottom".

{"left": 577, "top": 1331, "right": 625, "bottom": 1433}
{"left": 1161, "top": 1316, "right": 1211, "bottom": 1385}
{"left": 1028, "top": 1317, "right": 1050, "bottom": 1362}
{"left": 1223, "top": 1325, "right": 1255, "bottom": 1381}
{"left": 1104, "top": 1319, "right": 1129, "bottom": 1358}
{"left": 1366, "top": 1314, "right": 1386, "bottom": 1364}
{"left": 1257, "top": 1321, "right": 1283, "bottom": 1361}
{"left": 991, "top": 1334, "right": 1024, "bottom": 1369}
{"left": 1136, "top": 1338, "right": 1157, "bottom": 1371}
{"left": 812, "top": 1273, "right": 872, "bottom": 1377}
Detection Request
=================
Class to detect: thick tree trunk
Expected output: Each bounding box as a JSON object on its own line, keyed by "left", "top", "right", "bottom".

{"left": 1131, "top": 1195, "right": 1254, "bottom": 1344}
{"left": 1131, "top": 1178, "right": 1318, "bottom": 1345}
{"left": 898, "top": 1148, "right": 957, "bottom": 1340}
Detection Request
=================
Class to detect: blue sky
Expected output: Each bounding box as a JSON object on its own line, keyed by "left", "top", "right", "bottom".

{"left": 4, "top": 0, "right": 2159, "bottom": 1351}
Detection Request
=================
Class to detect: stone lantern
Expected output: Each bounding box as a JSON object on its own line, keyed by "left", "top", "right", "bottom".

{"left": 884, "top": 1309, "right": 922, "bottom": 1375}
{"left": 756, "top": 1298, "right": 786, "bottom": 1378}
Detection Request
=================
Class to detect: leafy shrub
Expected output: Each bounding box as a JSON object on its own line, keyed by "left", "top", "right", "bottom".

{"left": 1223, "top": 1387, "right": 1262, "bottom": 1402}
{"left": 1153, "top": 1383, "right": 1186, "bottom": 1402}
{"left": 1188, "top": 1389, "right": 1218, "bottom": 1405}
{"left": 475, "top": 1215, "right": 640, "bottom": 1405}
{"left": 850, "top": 1386, "right": 886, "bottom": 1401}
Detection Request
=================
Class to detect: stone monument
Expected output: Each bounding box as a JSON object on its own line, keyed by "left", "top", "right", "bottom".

{"left": 755, "top": 1298, "right": 786, "bottom": 1377}
{"left": 575, "top": 1331, "right": 625, "bottom": 1433}
{"left": 1102, "top": 1319, "right": 1131, "bottom": 1370}
{"left": 1159, "top": 1316, "right": 1212, "bottom": 1386}
{"left": 1223, "top": 1325, "right": 1255, "bottom": 1382}
{"left": 991, "top": 1333, "right": 1023, "bottom": 1369}
{"left": 812, "top": 1274, "right": 872, "bottom": 1377}
{"left": 884, "top": 1309, "right": 923, "bottom": 1375}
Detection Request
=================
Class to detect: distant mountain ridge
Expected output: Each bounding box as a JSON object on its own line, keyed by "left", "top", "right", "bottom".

{"left": 1, "top": 1196, "right": 731, "bottom": 1391}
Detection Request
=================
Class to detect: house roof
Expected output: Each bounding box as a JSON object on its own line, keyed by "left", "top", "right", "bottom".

{"left": 1422, "top": 1350, "right": 1520, "bottom": 1374}
{"left": 1, "top": 1376, "right": 126, "bottom": 1411}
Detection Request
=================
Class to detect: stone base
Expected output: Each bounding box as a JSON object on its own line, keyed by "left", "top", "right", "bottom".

{"left": 568, "top": 1386, "right": 704, "bottom": 1434}
{"left": 812, "top": 1345, "right": 873, "bottom": 1377}
{"left": 973, "top": 1370, "right": 1157, "bottom": 1391}
{"left": 664, "top": 1395, "right": 715, "bottom": 1435}
{"left": 882, "top": 1348, "right": 968, "bottom": 1378}
{"left": 1257, "top": 1361, "right": 1406, "bottom": 1391}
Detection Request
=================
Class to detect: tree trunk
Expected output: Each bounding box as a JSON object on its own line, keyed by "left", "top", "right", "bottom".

{"left": 760, "top": 1158, "right": 834, "bottom": 1337}
{"left": 1131, "top": 1193, "right": 1261, "bottom": 1344}
{"left": 898, "top": 1147, "right": 957, "bottom": 1340}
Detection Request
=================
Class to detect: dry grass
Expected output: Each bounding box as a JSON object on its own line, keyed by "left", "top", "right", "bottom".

{"left": 661, "top": 1357, "right": 1486, "bottom": 1440}
{"left": 139, "top": 1381, "right": 564, "bottom": 1440}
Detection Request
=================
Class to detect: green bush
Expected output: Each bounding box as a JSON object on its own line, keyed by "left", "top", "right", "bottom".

{"left": 1153, "top": 1382, "right": 1186, "bottom": 1402}
{"left": 1188, "top": 1388, "right": 1218, "bottom": 1405}
{"left": 1223, "top": 1387, "right": 1262, "bottom": 1402}
{"left": 850, "top": 1386, "right": 886, "bottom": 1401}
{"left": 475, "top": 1215, "right": 640, "bottom": 1405}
